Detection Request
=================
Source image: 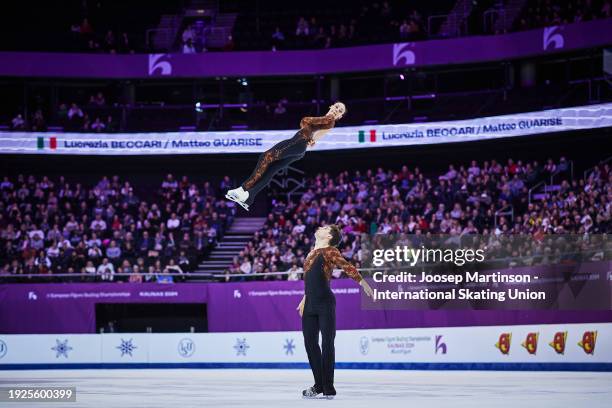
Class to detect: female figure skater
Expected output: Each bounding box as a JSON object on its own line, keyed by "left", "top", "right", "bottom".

{"left": 297, "top": 224, "right": 374, "bottom": 399}
{"left": 225, "top": 102, "right": 347, "bottom": 210}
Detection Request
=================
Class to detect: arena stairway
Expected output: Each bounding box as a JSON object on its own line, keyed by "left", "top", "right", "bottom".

{"left": 489, "top": 0, "right": 528, "bottom": 33}
{"left": 438, "top": 0, "right": 473, "bottom": 37}
{"left": 193, "top": 217, "right": 266, "bottom": 280}
{"left": 151, "top": 14, "right": 182, "bottom": 51}
{"left": 183, "top": 0, "right": 237, "bottom": 50}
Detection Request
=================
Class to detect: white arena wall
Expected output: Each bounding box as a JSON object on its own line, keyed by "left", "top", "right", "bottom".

{"left": 0, "top": 323, "right": 610, "bottom": 371}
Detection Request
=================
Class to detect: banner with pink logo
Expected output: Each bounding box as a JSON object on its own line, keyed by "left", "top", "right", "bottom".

{"left": 0, "top": 20, "right": 610, "bottom": 79}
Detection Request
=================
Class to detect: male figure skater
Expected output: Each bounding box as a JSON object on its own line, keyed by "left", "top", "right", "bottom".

{"left": 296, "top": 224, "right": 374, "bottom": 399}
{"left": 225, "top": 102, "right": 346, "bottom": 210}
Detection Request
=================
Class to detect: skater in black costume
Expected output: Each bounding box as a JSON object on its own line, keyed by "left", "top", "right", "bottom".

{"left": 225, "top": 102, "right": 346, "bottom": 211}
{"left": 297, "top": 225, "right": 374, "bottom": 399}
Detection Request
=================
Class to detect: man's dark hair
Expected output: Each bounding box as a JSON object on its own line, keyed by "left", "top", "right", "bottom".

{"left": 328, "top": 224, "right": 342, "bottom": 247}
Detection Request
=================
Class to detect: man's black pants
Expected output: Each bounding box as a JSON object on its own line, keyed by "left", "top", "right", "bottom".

{"left": 302, "top": 301, "right": 336, "bottom": 393}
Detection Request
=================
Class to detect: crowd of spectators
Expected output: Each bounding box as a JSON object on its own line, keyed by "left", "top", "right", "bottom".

{"left": 10, "top": 111, "right": 47, "bottom": 132}
{"left": 4, "top": 0, "right": 612, "bottom": 56}
{"left": 9, "top": 92, "right": 118, "bottom": 133}
{"left": 235, "top": 0, "right": 612, "bottom": 51}
{"left": 514, "top": 0, "right": 612, "bottom": 32}
{"left": 65, "top": 0, "right": 612, "bottom": 54}
{"left": 257, "top": 2, "right": 425, "bottom": 51}
{"left": 1, "top": 156, "right": 609, "bottom": 284}
{"left": 70, "top": 18, "right": 136, "bottom": 54}
{"left": 0, "top": 173, "right": 235, "bottom": 282}
{"left": 223, "top": 157, "right": 611, "bottom": 281}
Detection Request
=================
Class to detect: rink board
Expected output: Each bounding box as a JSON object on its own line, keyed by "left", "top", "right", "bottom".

{"left": 0, "top": 323, "right": 610, "bottom": 371}
{"left": 4, "top": 280, "right": 612, "bottom": 334}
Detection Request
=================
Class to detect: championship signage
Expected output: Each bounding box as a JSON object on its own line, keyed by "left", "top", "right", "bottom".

{"left": 1, "top": 103, "right": 611, "bottom": 155}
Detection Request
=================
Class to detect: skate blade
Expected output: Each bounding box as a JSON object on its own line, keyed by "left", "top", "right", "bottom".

{"left": 302, "top": 395, "right": 334, "bottom": 400}
{"left": 225, "top": 193, "right": 249, "bottom": 211}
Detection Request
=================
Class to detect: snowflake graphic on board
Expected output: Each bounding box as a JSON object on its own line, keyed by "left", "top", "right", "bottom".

{"left": 283, "top": 339, "right": 296, "bottom": 355}
{"left": 51, "top": 339, "right": 73, "bottom": 358}
{"left": 116, "top": 338, "right": 138, "bottom": 357}
{"left": 234, "top": 338, "right": 250, "bottom": 356}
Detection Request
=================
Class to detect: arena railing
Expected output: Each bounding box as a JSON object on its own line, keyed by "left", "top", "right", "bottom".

{"left": 583, "top": 155, "right": 612, "bottom": 181}
{"left": 494, "top": 205, "right": 514, "bottom": 230}
{"left": 528, "top": 180, "right": 545, "bottom": 205}
{"left": 482, "top": 8, "right": 522, "bottom": 34}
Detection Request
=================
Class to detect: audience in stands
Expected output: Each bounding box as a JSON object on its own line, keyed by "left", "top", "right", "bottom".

{"left": 0, "top": 174, "right": 235, "bottom": 282}
{"left": 68, "top": 16, "right": 136, "bottom": 54}
{"left": 183, "top": 39, "right": 196, "bottom": 54}
{"left": 514, "top": 0, "right": 611, "bottom": 32}
{"left": 271, "top": 27, "right": 286, "bottom": 51}
{"left": 9, "top": 93, "right": 120, "bottom": 133}
{"left": 6, "top": 156, "right": 608, "bottom": 283}
{"left": 223, "top": 157, "right": 610, "bottom": 281}
{"left": 4, "top": 0, "right": 612, "bottom": 55}
{"left": 11, "top": 114, "right": 26, "bottom": 130}
{"left": 236, "top": 0, "right": 426, "bottom": 51}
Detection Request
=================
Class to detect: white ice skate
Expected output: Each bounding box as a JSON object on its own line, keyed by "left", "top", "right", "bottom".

{"left": 225, "top": 187, "right": 250, "bottom": 211}
{"left": 301, "top": 386, "right": 322, "bottom": 399}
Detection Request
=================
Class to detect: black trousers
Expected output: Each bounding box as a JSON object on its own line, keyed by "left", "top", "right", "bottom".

{"left": 302, "top": 301, "right": 336, "bottom": 393}
{"left": 240, "top": 134, "right": 307, "bottom": 205}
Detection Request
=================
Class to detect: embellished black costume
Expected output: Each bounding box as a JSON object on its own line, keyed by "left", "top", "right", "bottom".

{"left": 240, "top": 115, "right": 335, "bottom": 205}
{"left": 302, "top": 246, "right": 362, "bottom": 396}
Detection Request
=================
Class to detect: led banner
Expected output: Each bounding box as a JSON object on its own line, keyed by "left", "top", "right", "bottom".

{"left": 1, "top": 103, "right": 611, "bottom": 155}
{"left": 0, "top": 323, "right": 610, "bottom": 370}
{"left": 0, "top": 20, "right": 611, "bottom": 78}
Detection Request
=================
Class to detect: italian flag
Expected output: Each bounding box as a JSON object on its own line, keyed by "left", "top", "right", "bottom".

{"left": 37, "top": 136, "right": 57, "bottom": 150}
{"left": 358, "top": 130, "right": 377, "bottom": 143}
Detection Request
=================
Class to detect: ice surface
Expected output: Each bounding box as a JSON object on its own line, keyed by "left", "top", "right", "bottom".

{"left": 0, "top": 369, "right": 610, "bottom": 408}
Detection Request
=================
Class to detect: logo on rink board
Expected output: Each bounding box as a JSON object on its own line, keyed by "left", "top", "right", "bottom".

{"left": 359, "top": 336, "right": 369, "bottom": 355}
{"left": 178, "top": 338, "right": 195, "bottom": 358}
{"left": 495, "top": 333, "right": 512, "bottom": 355}
{"left": 521, "top": 332, "right": 539, "bottom": 355}
{"left": 578, "top": 331, "right": 597, "bottom": 355}
{"left": 549, "top": 331, "right": 567, "bottom": 354}
{"left": 51, "top": 339, "right": 73, "bottom": 358}
{"left": 283, "top": 339, "right": 296, "bottom": 356}
{"left": 234, "top": 338, "right": 250, "bottom": 356}
{"left": 0, "top": 340, "right": 7, "bottom": 359}
{"left": 116, "top": 338, "right": 138, "bottom": 357}
{"left": 435, "top": 335, "right": 447, "bottom": 355}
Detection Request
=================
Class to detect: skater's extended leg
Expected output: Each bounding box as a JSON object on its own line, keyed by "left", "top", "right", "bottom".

{"left": 302, "top": 311, "right": 323, "bottom": 392}
{"left": 319, "top": 304, "right": 336, "bottom": 396}
{"left": 227, "top": 136, "right": 307, "bottom": 207}
{"left": 242, "top": 154, "right": 302, "bottom": 206}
